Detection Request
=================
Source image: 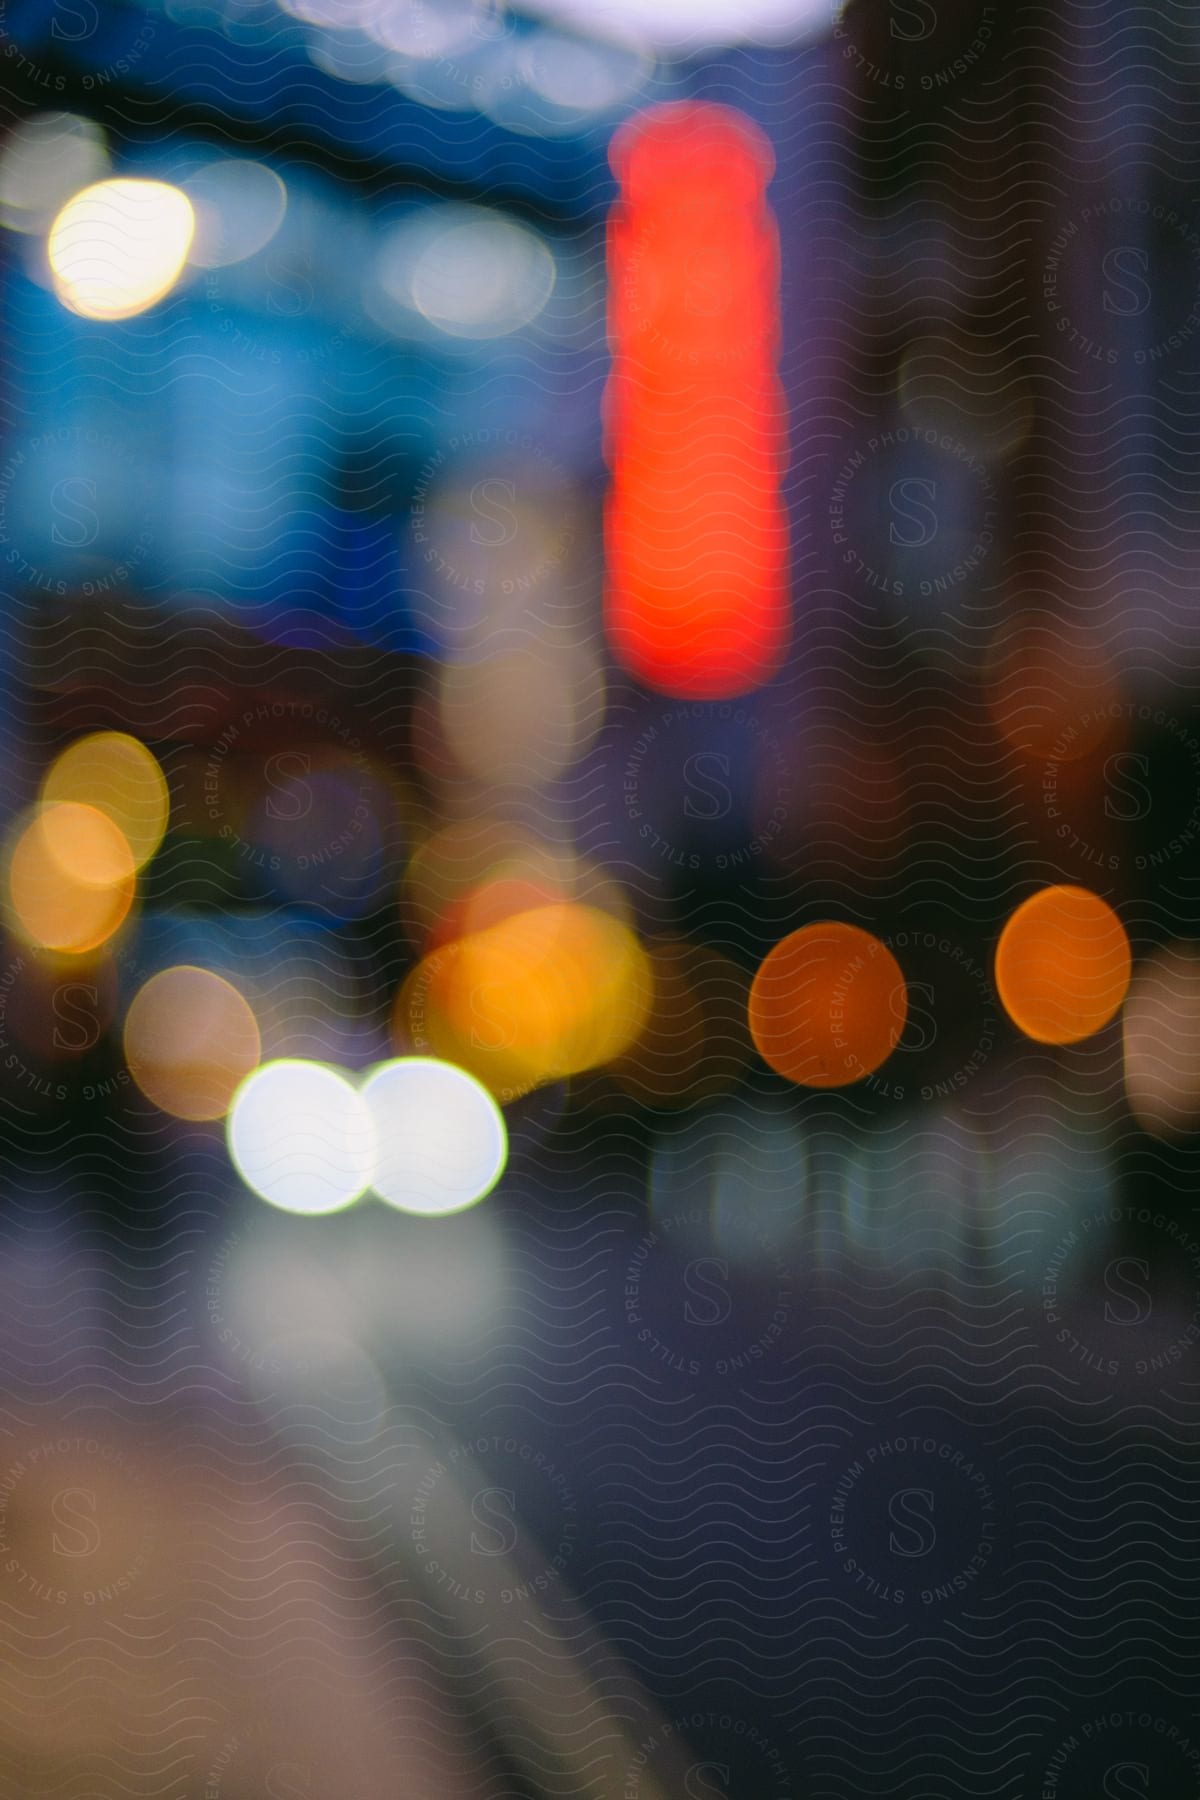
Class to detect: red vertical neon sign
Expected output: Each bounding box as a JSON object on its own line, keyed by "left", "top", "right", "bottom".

{"left": 605, "top": 103, "right": 788, "bottom": 701}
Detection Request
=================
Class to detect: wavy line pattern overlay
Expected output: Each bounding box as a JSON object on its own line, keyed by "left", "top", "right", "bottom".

{"left": 0, "top": 0, "right": 1198, "bottom": 1795}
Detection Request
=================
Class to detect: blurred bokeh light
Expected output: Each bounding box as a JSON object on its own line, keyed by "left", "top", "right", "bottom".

{"left": 0, "top": 113, "right": 109, "bottom": 236}
{"left": 604, "top": 103, "right": 788, "bottom": 699}
{"left": 372, "top": 204, "right": 556, "bottom": 339}
{"left": 749, "top": 922, "right": 908, "bottom": 1088}
{"left": 182, "top": 159, "right": 288, "bottom": 269}
{"left": 228, "top": 1060, "right": 377, "bottom": 1214}
{"left": 41, "top": 733, "right": 169, "bottom": 873}
{"left": 395, "top": 899, "right": 652, "bottom": 1099}
{"left": 7, "top": 804, "right": 137, "bottom": 955}
{"left": 0, "top": 8, "right": 1194, "bottom": 1787}
{"left": 362, "top": 1056, "right": 507, "bottom": 1214}
{"left": 995, "top": 886, "right": 1132, "bottom": 1046}
{"left": 521, "top": 0, "right": 829, "bottom": 52}
{"left": 124, "top": 966, "right": 262, "bottom": 1122}
{"left": 48, "top": 178, "right": 196, "bottom": 321}
{"left": 1123, "top": 943, "right": 1200, "bottom": 1136}
{"left": 438, "top": 642, "right": 604, "bottom": 787}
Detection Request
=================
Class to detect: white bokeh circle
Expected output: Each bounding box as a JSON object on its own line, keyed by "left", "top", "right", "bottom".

{"left": 361, "top": 1057, "right": 507, "bottom": 1216}
{"left": 228, "top": 1060, "right": 377, "bottom": 1215}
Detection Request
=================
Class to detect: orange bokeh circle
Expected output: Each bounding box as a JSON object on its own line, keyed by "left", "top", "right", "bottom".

{"left": 124, "top": 965, "right": 261, "bottom": 1121}
{"left": 749, "top": 922, "right": 907, "bottom": 1088}
{"left": 995, "top": 884, "right": 1131, "bottom": 1045}
{"left": 8, "top": 803, "right": 137, "bottom": 954}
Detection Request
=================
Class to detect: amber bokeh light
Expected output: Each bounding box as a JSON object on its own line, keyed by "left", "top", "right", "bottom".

{"left": 748, "top": 922, "right": 908, "bottom": 1089}
{"left": 995, "top": 884, "right": 1131, "bottom": 1045}
{"left": 124, "top": 965, "right": 262, "bottom": 1121}
{"left": 7, "top": 803, "right": 137, "bottom": 954}
{"left": 396, "top": 900, "right": 652, "bottom": 1100}
{"left": 42, "top": 732, "right": 170, "bottom": 871}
